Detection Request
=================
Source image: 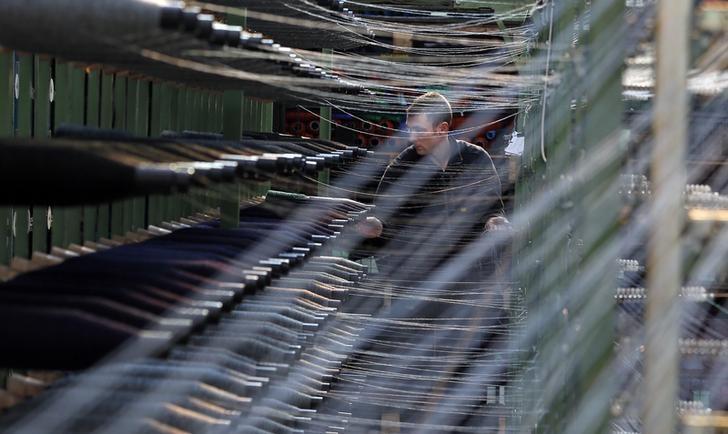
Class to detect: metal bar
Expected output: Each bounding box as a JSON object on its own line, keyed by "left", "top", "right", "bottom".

{"left": 319, "top": 105, "right": 332, "bottom": 140}
{"left": 32, "top": 56, "right": 51, "bottom": 253}
{"left": 178, "top": 87, "right": 189, "bottom": 131}
{"left": 97, "top": 71, "right": 114, "bottom": 239}
{"left": 210, "top": 92, "right": 218, "bottom": 133}
{"left": 189, "top": 88, "right": 198, "bottom": 131}
{"left": 170, "top": 86, "right": 185, "bottom": 221}
{"left": 14, "top": 53, "right": 33, "bottom": 259}
{"left": 138, "top": 80, "right": 151, "bottom": 229}
{"left": 82, "top": 68, "right": 101, "bottom": 242}
{"left": 192, "top": 88, "right": 202, "bottom": 131}
{"left": 150, "top": 82, "right": 162, "bottom": 135}
{"left": 137, "top": 80, "right": 150, "bottom": 136}
{"left": 179, "top": 88, "right": 195, "bottom": 216}
{"left": 202, "top": 91, "right": 212, "bottom": 132}
{"left": 161, "top": 82, "right": 173, "bottom": 132}
{"left": 200, "top": 90, "right": 208, "bottom": 132}
{"left": 245, "top": 97, "right": 254, "bottom": 133}
{"left": 529, "top": 5, "right": 571, "bottom": 431}
{"left": 319, "top": 51, "right": 333, "bottom": 141}
{"left": 1, "top": 52, "right": 15, "bottom": 263}
{"left": 120, "top": 199, "right": 133, "bottom": 235}
{"left": 50, "top": 61, "right": 69, "bottom": 247}
{"left": 99, "top": 72, "right": 113, "bottom": 129}
{"left": 64, "top": 64, "right": 85, "bottom": 245}
{"left": 127, "top": 78, "right": 147, "bottom": 230}
{"left": 318, "top": 48, "right": 334, "bottom": 197}
{"left": 113, "top": 74, "right": 127, "bottom": 127}
{"left": 220, "top": 89, "right": 245, "bottom": 227}
{"left": 567, "top": 0, "right": 624, "bottom": 432}
{"left": 201, "top": 86, "right": 214, "bottom": 207}
{"left": 0, "top": 52, "right": 13, "bottom": 141}
{"left": 223, "top": 0, "right": 246, "bottom": 188}
{"left": 86, "top": 69, "right": 100, "bottom": 127}
{"left": 219, "top": 183, "right": 241, "bottom": 229}
{"left": 0, "top": 50, "right": 12, "bottom": 390}
{"left": 124, "top": 76, "right": 139, "bottom": 231}
{"left": 644, "top": 1, "right": 690, "bottom": 433}
{"left": 208, "top": 92, "right": 215, "bottom": 133}
{"left": 148, "top": 81, "right": 163, "bottom": 227}
{"left": 222, "top": 90, "right": 244, "bottom": 140}
{"left": 260, "top": 100, "right": 273, "bottom": 133}
{"left": 157, "top": 82, "right": 175, "bottom": 225}
{"left": 110, "top": 74, "right": 127, "bottom": 236}
{"left": 169, "top": 84, "right": 179, "bottom": 132}
{"left": 253, "top": 98, "right": 262, "bottom": 133}
{"left": 126, "top": 78, "right": 139, "bottom": 133}
{"left": 517, "top": 1, "right": 624, "bottom": 433}
{"left": 215, "top": 93, "right": 223, "bottom": 133}
{"left": 317, "top": 169, "right": 331, "bottom": 197}
{"left": 255, "top": 99, "right": 263, "bottom": 132}
{"left": 16, "top": 54, "right": 33, "bottom": 136}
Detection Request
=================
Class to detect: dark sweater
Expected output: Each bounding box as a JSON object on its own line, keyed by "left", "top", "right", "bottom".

{"left": 353, "top": 136, "right": 504, "bottom": 265}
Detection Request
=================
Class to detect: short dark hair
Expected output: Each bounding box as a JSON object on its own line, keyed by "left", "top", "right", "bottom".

{"left": 406, "top": 92, "right": 453, "bottom": 127}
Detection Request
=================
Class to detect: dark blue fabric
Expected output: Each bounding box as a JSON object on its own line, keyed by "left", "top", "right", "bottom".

{"left": 0, "top": 197, "right": 360, "bottom": 369}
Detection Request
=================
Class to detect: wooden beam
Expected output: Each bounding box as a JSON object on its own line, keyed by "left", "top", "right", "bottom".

{"left": 644, "top": 1, "right": 691, "bottom": 434}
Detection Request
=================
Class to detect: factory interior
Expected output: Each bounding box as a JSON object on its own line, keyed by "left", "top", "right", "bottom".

{"left": 0, "top": 0, "right": 726, "bottom": 433}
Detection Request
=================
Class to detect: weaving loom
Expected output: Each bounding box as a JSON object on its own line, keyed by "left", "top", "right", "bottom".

{"left": 0, "top": 1, "right": 726, "bottom": 433}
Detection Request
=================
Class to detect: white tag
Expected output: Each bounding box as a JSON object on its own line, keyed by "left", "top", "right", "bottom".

{"left": 486, "top": 385, "right": 496, "bottom": 404}
{"left": 505, "top": 132, "right": 524, "bottom": 156}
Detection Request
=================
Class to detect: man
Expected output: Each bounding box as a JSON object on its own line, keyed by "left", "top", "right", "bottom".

{"left": 345, "top": 93, "right": 512, "bottom": 430}
{"left": 355, "top": 91, "right": 507, "bottom": 272}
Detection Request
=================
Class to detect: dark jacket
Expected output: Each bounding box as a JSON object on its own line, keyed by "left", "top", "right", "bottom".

{"left": 354, "top": 136, "right": 504, "bottom": 266}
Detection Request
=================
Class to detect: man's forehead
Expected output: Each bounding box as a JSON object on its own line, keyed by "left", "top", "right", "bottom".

{"left": 406, "top": 113, "right": 432, "bottom": 127}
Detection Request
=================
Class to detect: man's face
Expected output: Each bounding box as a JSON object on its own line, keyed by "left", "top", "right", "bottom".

{"left": 407, "top": 113, "right": 449, "bottom": 156}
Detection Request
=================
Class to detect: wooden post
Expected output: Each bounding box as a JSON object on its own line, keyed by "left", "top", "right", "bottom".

{"left": 644, "top": 1, "right": 690, "bottom": 434}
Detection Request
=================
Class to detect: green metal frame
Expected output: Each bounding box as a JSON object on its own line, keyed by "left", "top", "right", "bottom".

{"left": 0, "top": 51, "right": 13, "bottom": 264}
{"left": 516, "top": 1, "right": 624, "bottom": 432}
{"left": 0, "top": 37, "right": 277, "bottom": 250}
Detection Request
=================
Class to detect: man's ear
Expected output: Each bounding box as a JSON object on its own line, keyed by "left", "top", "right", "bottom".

{"left": 437, "top": 122, "right": 450, "bottom": 133}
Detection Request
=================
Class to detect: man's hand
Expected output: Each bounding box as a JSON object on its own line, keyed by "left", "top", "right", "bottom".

{"left": 357, "top": 216, "right": 383, "bottom": 238}
{"left": 485, "top": 216, "right": 511, "bottom": 232}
